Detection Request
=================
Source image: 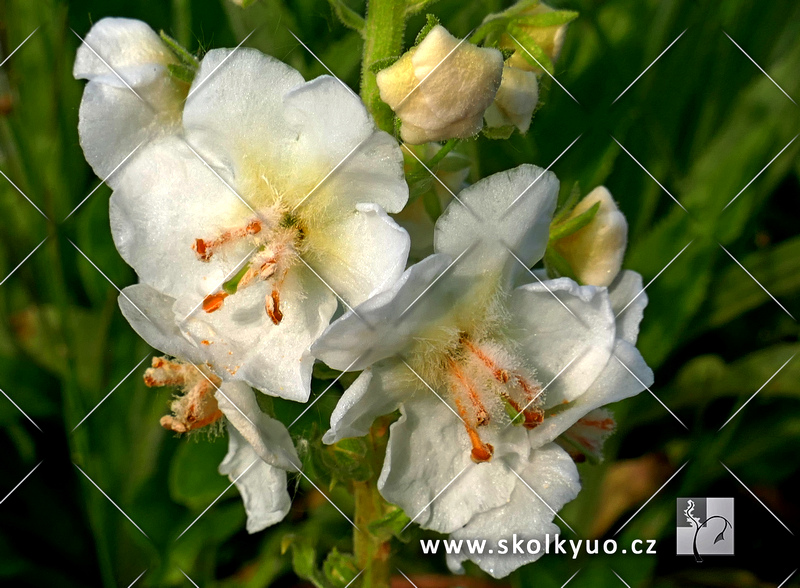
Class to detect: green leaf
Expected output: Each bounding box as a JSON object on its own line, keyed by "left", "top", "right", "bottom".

{"left": 159, "top": 30, "right": 199, "bottom": 68}
{"left": 326, "top": 0, "right": 365, "bottom": 37}
{"left": 322, "top": 548, "right": 359, "bottom": 587}
{"left": 169, "top": 435, "right": 230, "bottom": 509}
{"left": 553, "top": 182, "right": 582, "bottom": 224}
{"left": 415, "top": 14, "right": 441, "bottom": 46}
{"left": 367, "top": 506, "right": 411, "bottom": 542}
{"left": 507, "top": 25, "right": 554, "bottom": 73}
{"left": 368, "top": 55, "right": 400, "bottom": 74}
{"left": 513, "top": 10, "right": 579, "bottom": 28}
{"left": 282, "top": 535, "right": 328, "bottom": 588}
{"left": 422, "top": 188, "right": 443, "bottom": 222}
{"left": 167, "top": 63, "right": 196, "bottom": 84}
{"left": 549, "top": 201, "right": 600, "bottom": 241}
{"left": 543, "top": 246, "right": 579, "bottom": 282}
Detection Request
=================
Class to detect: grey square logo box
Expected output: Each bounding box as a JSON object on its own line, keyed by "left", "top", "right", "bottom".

{"left": 676, "top": 498, "right": 734, "bottom": 558}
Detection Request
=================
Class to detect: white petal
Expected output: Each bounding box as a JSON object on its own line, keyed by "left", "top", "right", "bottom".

{"left": 178, "top": 265, "right": 337, "bottom": 402}
{"left": 282, "top": 76, "right": 408, "bottom": 214}
{"left": 117, "top": 284, "right": 204, "bottom": 364}
{"left": 508, "top": 277, "right": 616, "bottom": 407}
{"left": 323, "top": 361, "right": 407, "bottom": 444}
{"left": 446, "top": 443, "right": 580, "bottom": 578}
{"left": 434, "top": 165, "right": 558, "bottom": 287}
{"left": 607, "top": 270, "right": 647, "bottom": 344}
{"left": 378, "top": 395, "right": 528, "bottom": 534}
{"left": 311, "top": 254, "right": 454, "bottom": 371}
{"left": 110, "top": 137, "right": 255, "bottom": 302}
{"left": 528, "top": 339, "right": 653, "bottom": 451}
{"left": 215, "top": 381, "right": 300, "bottom": 471}
{"left": 311, "top": 203, "right": 410, "bottom": 307}
{"left": 219, "top": 425, "right": 292, "bottom": 533}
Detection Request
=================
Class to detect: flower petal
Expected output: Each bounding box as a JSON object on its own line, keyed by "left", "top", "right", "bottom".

{"left": 219, "top": 425, "right": 292, "bottom": 533}
{"left": 215, "top": 381, "right": 300, "bottom": 471}
{"left": 311, "top": 203, "right": 410, "bottom": 307}
{"left": 528, "top": 339, "right": 653, "bottom": 451}
{"left": 323, "top": 361, "right": 408, "bottom": 444}
{"left": 378, "top": 395, "right": 528, "bottom": 534}
{"left": 508, "top": 277, "right": 616, "bottom": 406}
{"left": 311, "top": 254, "right": 455, "bottom": 371}
{"left": 434, "top": 165, "right": 558, "bottom": 287}
{"left": 607, "top": 270, "right": 647, "bottom": 344}
{"left": 446, "top": 443, "right": 580, "bottom": 578}
{"left": 117, "top": 284, "right": 204, "bottom": 364}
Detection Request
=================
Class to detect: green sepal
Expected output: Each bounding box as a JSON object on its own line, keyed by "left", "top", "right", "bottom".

{"left": 415, "top": 14, "right": 441, "bottom": 46}
{"left": 422, "top": 188, "right": 442, "bottom": 222}
{"left": 549, "top": 201, "right": 600, "bottom": 242}
{"left": 281, "top": 535, "right": 328, "bottom": 588}
{"left": 507, "top": 25, "right": 554, "bottom": 73}
{"left": 369, "top": 55, "right": 401, "bottom": 74}
{"left": 513, "top": 10, "right": 579, "bottom": 28}
{"left": 482, "top": 124, "right": 516, "bottom": 140}
{"left": 159, "top": 30, "right": 199, "bottom": 69}
{"left": 553, "top": 181, "right": 582, "bottom": 224}
{"left": 405, "top": 0, "right": 441, "bottom": 16}
{"left": 167, "top": 63, "right": 196, "bottom": 84}
{"left": 367, "top": 505, "right": 412, "bottom": 542}
{"left": 543, "top": 246, "right": 580, "bottom": 282}
{"left": 322, "top": 548, "right": 360, "bottom": 587}
{"left": 326, "top": 0, "right": 366, "bottom": 37}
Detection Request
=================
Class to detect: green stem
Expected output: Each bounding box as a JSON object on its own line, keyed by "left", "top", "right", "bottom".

{"left": 361, "top": 0, "right": 407, "bottom": 133}
{"left": 171, "top": 0, "right": 192, "bottom": 48}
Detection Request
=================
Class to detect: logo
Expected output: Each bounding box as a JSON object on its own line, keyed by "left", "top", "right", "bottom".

{"left": 676, "top": 497, "right": 734, "bottom": 561}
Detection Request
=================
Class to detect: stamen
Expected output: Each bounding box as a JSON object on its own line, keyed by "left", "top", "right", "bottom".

{"left": 453, "top": 397, "right": 495, "bottom": 463}
{"left": 266, "top": 288, "right": 283, "bottom": 325}
{"left": 193, "top": 219, "right": 262, "bottom": 262}
{"left": 449, "top": 360, "right": 490, "bottom": 426}
{"left": 203, "top": 291, "right": 228, "bottom": 313}
{"left": 448, "top": 360, "right": 494, "bottom": 463}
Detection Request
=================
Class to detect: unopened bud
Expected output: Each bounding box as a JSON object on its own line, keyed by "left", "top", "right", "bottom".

{"left": 553, "top": 186, "right": 628, "bottom": 287}
{"left": 377, "top": 25, "right": 503, "bottom": 144}
{"left": 502, "top": 2, "right": 570, "bottom": 73}
{"left": 484, "top": 65, "right": 539, "bottom": 133}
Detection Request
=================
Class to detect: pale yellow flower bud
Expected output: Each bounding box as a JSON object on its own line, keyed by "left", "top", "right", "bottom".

{"left": 502, "top": 2, "right": 569, "bottom": 73}
{"left": 484, "top": 65, "right": 539, "bottom": 133}
{"left": 553, "top": 186, "right": 628, "bottom": 287}
{"left": 377, "top": 25, "right": 503, "bottom": 144}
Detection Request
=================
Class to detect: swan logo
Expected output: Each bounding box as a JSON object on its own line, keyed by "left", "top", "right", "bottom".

{"left": 676, "top": 498, "right": 734, "bottom": 560}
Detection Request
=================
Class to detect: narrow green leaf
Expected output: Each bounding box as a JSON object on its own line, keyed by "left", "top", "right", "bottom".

{"left": 405, "top": 0, "right": 441, "bottom": 17}
{"left": 544, "top": 246, "right": 579, "bottom": 282}
{"left": 422, "top": 188, "right": 443, "bottom": 222}
{"left": 549, "top": 201, "right": 600, "bottom": 241}
{"left": 507, "top": 25, "right": 554, "bottom": 73}
{"left": 513, "top": 10, "right": 579, "bottom": 28}
{"left": 367, "top": 506, "right": 412, "bottom": 542}
{"left": 326, "top": 0, "right": 365, "bottom": 37}
{"left": 159, "top": 30, "right": 199, "bottom": 68}
{"left": 415, "top": 14, "right": 441, "bottom": 46}
{"left": 553, "top": 182, "right": 582, "bottom": 224}
{"left": 167, "top": 63, "right": 196, "bottom": 84}
{"left": 369, "top": 55, "right": 400, "bottom": 74}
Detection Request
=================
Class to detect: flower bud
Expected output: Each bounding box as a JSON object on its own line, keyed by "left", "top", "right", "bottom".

{"left": 501, "top": 2, "right": 570, "bottom": 73}
{"left": 377, "top": 25, "right": 503, "bottom": 144}
{"left": 553, "top": 186, "right": 628, "bottom": 287}
{"left": 484, "top": 65, "right": 539, "bottom": 133}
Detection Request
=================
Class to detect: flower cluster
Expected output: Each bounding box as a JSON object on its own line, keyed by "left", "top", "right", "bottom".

{"left": 75, "top": 6, "right": 651, "bottom": 580}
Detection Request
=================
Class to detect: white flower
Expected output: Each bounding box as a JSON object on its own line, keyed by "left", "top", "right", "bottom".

{"left": 552, "top": 186, "right": 628, "bottom": 287}
{"left": 312, "top": 165, "right": 653, "bottom": 577}
{"left": 377, "top": 25, "right": 503, "bottom": 144}
{"left": 108, "top": 47, "right": 410, "bottom": 402}
{"left": 484, "top": 65, "right": 539, "bottom": 133}
{"left": 73, "top": 18, "right": 187, "bottom": 180}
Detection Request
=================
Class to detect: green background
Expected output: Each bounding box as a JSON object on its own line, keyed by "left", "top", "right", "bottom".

{"left": 1, "top": 0, "right": 798, "bottom": 586}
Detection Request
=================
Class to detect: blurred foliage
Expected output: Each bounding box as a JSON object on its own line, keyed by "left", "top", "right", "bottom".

{"left": 0, "top": 0, "right": 798, "bottom": 586}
